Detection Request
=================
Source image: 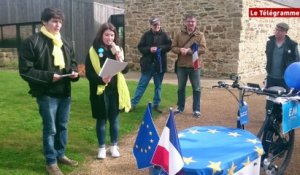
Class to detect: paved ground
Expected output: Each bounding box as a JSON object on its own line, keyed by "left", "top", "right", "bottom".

{"left": 71, "top": 72, "right": 299, "bottom": 175}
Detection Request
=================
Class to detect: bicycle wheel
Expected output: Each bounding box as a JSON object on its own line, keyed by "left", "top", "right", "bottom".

{"left": 261, "top": 127, "right": 295, "bottom": 175}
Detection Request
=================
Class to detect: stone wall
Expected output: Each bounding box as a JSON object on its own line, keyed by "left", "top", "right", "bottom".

{"left": 125, "top": 0, "right": 300, "bottom": 78}
{"left": 0, "top": 48, "right": 18, "bottom": 67}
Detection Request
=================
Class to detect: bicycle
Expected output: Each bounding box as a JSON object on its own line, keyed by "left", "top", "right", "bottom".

{"left": 212, "top": 74, "right": 299, "bottom": 175}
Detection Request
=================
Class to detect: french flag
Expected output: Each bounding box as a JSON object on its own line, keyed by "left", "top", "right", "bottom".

{"left": 191, "top": 42, "right": 199, "bottom": 70}
{"left": 151, "top": 109, "right": 184, "bottom": 175}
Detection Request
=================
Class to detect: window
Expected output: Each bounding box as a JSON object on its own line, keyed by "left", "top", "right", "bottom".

{"left": 0, "top": 25, "right": 17, "bottom": 48}
{"left": 0, "top": 22, "right": 40, "bottom": 48}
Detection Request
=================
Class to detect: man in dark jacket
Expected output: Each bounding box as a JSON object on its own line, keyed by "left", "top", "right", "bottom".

{"left": 265, "top": 22, "right": 299, "bottom": 89}
{"left": 130, "top": 17, "right": 172, "bottom": 113}
{"left": 18, "top": 7, "right": 79, "bottom": 175}
{"left": 264, "top": 22, "right": 299, "bottom": 123}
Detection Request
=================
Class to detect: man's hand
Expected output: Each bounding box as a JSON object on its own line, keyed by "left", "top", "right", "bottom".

{"left": 53, "top": 73, "right": 62, "bottom": 82}
{"left": 180, "top": 48, "right": 191, "bottom": 56}
{"left": 150, "top": 47, "right": 157, "bottom": 53}
{"left": 69, "top": 71, "right": 79, "bottom": 79}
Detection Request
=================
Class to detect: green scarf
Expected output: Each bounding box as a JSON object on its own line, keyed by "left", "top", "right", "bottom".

{"left": 40, "top": 26, "right": 65, "bottom": 69}
{"left": 89, "top": 47, "right": 131, "bottom": 112}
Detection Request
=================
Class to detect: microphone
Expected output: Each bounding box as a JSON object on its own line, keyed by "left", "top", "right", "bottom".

{"left": 111, "top": 42, "right": 124, "bottom": 62}
{"left": 111, "top": 42, "right": 121, "bottom": 54}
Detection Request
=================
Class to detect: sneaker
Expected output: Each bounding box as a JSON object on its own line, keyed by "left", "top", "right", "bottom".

{"left": 97, "top": 147, "right": 106, "bottom": 159}
{"left": 46, "top": 164, "right": 64, "bottom": 175}
{"left": 110, "top": 145, "right": 120, "bottom": 157}
{"left": 193, "top": 111, "right": 201, "bottom": 118}
{"left": 153, "top": 106, "right": 163, "bottom": 113}
{"left": 173, "top": 109, "right": 183, "bottom": 115}
{"left": 58, "top": 156, "right": 78, "bottom": 167}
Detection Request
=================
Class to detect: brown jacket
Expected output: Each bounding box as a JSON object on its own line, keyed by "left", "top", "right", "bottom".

{"left": 172, "top": 27, "right": 206, "bottom": 68}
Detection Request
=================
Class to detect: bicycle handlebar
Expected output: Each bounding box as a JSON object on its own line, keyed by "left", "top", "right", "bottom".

{"left": 213, "top": 81, "right": 260, "bottom": 92}
{"left": 261, "top": 88, "right": 285, "bottom": 96}
{"left": 212, "top": 79, "right": 299, "bottom": 99}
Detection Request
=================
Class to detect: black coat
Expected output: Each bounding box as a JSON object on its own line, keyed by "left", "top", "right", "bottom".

{"left": 18, "top": 32, "right": 79, "bottom": 97}
{"left": 138, "top": 29, "right": 172, "bottom": 73}
{"left": 265, "top": 35, "right": 299, "bottom": 74}
{"left": 85, "top": 40, "right": 128, "bottom": 119}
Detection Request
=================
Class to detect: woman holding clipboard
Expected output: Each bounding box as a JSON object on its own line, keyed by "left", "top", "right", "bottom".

{"left": 85, "top": 22, "right": 131, "bottom": 159}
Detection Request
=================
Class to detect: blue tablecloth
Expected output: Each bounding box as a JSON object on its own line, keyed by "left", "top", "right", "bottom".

{"left": 179, "top": 126, "right": 263, "bottom": 175}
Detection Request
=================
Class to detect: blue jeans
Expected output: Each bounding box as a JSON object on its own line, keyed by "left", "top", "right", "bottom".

{"left": 176, "top": 67, "right": 201, "bottom": 112}
{"left": 131, "top": 64, "right": 164, "bottom": 107}
{"left": 96, "top": 91, "right": 119, "bottom": 147}
{"left": 36, "top": 95, "right": 71, "bottom": 165}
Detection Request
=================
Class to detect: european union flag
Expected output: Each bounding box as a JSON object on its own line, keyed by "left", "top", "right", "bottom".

{"left": 179, "top": 126, "right": 263, "bottom": 174}
{"left": 156, "top": 48, "right": 163, "bottom": 73}
{"left": 133, "top": 103, "right": 160, "bottom": 169}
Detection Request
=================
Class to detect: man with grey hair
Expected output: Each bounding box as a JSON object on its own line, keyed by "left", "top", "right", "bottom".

{"left": 265, "top": 22, "right": 299, "bottom": 89}
{"left": 130, "top": 17, "right": 172, "bottom": 113}
{"left": 264, "top": 22, "right": 299, "bottom": 135}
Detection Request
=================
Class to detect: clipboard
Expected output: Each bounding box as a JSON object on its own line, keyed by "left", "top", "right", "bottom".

{"left": 98, "top": 58, "right": 128, "bottom": 77}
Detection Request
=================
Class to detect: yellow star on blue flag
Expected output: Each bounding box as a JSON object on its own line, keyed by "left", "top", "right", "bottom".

{"left": 178, "top": 126, "right": 263, "bottom": 174}
{"left": 133, "top": 103, "right": 159, "bottom": 169}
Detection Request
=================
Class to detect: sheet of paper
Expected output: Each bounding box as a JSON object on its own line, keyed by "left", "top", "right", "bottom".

{"left": 98, "top": 58, "right": 128, "bottom": 77}
{"left": 59, "top": 73, "right": 73, "bottom": 77}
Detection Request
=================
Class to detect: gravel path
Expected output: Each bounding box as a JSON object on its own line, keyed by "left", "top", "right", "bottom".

{"left": 71, "top": 88, "right": 299, "bottom": 175}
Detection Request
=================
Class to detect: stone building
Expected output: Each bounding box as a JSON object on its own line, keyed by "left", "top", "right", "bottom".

{"left": 0, "top": 0, "right": 124, "bottom": 67}
{"left": 125, "top": 0, "right": 300, "bottom": 78}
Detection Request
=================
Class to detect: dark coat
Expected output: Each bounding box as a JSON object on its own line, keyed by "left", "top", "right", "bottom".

{"left": 138, "top": 29, "right": 172, "bottom": 73}
{"left": 18, "top": 32, "right": 79, "bottom": 97}
{"left": 266, "top": 35, "right": 299, "bottom": 74}
{"left": 85, "top": 40, "right": 128, "bottom": 119}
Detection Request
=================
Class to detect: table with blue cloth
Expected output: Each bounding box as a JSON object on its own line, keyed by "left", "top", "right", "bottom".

{"left": 179, "top": 126, "right": 263, "bottom": 175}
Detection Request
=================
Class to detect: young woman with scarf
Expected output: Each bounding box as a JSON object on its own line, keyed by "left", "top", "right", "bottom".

{"left": 85, "top": 22, "right": 131, "bottom": 159}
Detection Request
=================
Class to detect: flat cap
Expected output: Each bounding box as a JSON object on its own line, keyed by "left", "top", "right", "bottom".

{"left": 149, "top": 17, "right": 160, "bottom": 25}
{"left": 276, "top": 22, "right": 289, "bottom": 31}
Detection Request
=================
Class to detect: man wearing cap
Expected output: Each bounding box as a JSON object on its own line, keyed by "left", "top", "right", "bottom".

{"left": 265, "top": 22, "right": 299, "bottom": 89}
{"left": 130, "top": 17, "right": 172, "bottom": 113}
{"left": 265, "top": 22, "right": 300, "bottom": 118}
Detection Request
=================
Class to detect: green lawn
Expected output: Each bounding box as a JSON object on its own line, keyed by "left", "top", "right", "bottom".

{"left": 0, "top": 70, "right": 190, "bottom": 175}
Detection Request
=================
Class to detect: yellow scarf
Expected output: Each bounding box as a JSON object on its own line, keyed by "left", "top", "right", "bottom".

{"left": 89, "top": 47, "right": 131, "bottom": 112}
{"left": 40, "top": 26, "right": 65, "bottom": 69}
